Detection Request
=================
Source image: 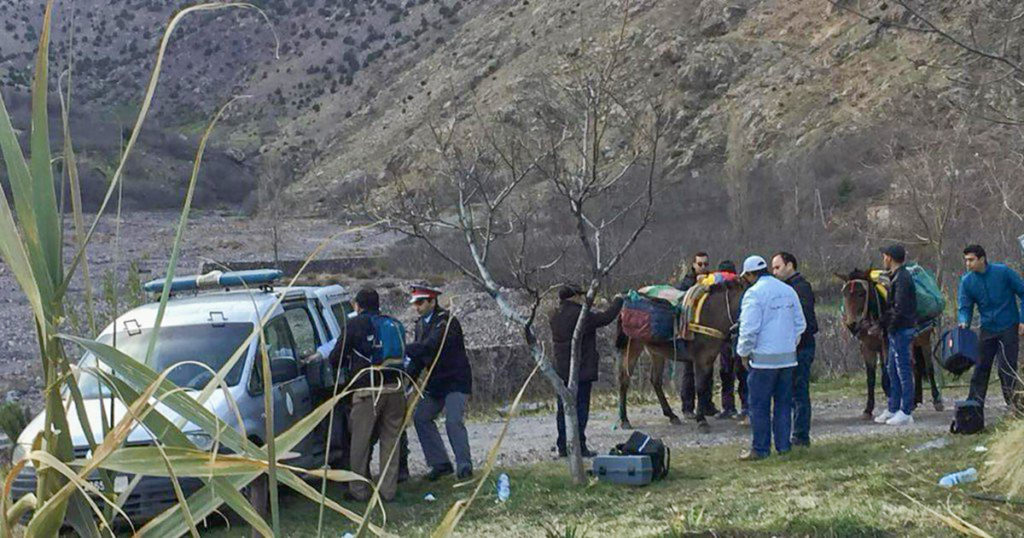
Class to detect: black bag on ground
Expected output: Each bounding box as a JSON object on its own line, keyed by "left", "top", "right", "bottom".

{"left": 610, "top": 431, "right": 670, "bottom": 480}
{"left": 950, "top": 399, "right": 984, "bottom": 434}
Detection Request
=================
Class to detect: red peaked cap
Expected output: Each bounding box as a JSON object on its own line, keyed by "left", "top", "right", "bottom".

{"left": 409, "top": 285, "right": 443, "bottom": 303}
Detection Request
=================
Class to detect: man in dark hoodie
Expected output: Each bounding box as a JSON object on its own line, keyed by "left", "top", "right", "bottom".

{"left": 876, "top": 244, "right": 917, "bottom": 426}
{"left": 550, "top": 285, "right": 624, "bottom": 457}
{"left": 771, "top": 252, "right": 818, "bottom": 445}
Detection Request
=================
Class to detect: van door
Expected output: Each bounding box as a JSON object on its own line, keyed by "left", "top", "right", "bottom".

{"left": 256, "top": 313, "right": 315, "bottom": 465}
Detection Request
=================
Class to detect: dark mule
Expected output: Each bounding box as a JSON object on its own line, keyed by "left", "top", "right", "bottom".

{"left": 837, "top": 269, "right": 943, "bottom": 419}
{"left": 617, "top": 280, "right": 745, "bottom": 431}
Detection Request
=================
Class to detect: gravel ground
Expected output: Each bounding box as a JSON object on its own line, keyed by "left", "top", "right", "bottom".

{"left": 402, "top": 388, "right": 1007, "bottom": 475}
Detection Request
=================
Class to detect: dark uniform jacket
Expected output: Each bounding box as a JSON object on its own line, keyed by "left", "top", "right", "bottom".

{"left": 406, "top": 306, "right": 472, "bottom": 396}
{"left": 550, "top": 297, "right": 624, "bottom": 384}
{"left": 785, "top": 272, "right": 818, "bottom": 349}
{"left": 676, "top": 269, "right": 698, "bottom": 292}
{"left": 327, "top": 309, "right": 401, "bottom": 389}
{"left": 883, "top": 265, "right": 918, "bottom": 331}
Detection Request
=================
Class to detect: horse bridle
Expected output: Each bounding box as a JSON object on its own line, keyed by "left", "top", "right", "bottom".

{"left": 841, "top": 278, "right": 881, "bottom": 334}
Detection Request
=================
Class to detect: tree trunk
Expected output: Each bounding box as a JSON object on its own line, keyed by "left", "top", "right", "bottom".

{"left": 492, "top": 290, "right": 587, "bottom": 484}
{"left": 561, "top": 394, "right": 586, "bottom": 485}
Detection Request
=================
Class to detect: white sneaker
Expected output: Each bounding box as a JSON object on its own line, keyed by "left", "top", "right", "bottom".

{"left": 886, "top": 411, "right": 914, "bottom": 426}
{"left": 874, "top": 410, "right": 894, "bottom": 424}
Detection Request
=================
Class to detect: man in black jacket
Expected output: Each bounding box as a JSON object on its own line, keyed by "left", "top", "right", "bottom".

{"left": 714, "top": 260, "right": 747, "bottom": 420}
{"left": 550, "top": 285, "right": 624, "bottom": 458}
{"left": 675, "top": 251, "right": 716, "bottom": 418}
{"left": 772, "top": 252, "right": 818, "bottom": 445}
{"left": 328, "top": 288, "right": 406, "bottom": 502}
{"left": 405, "top": 286, "right": 474, "bottom": 480}
{"left": 876, "top": 244, "right": 918, "bottom": 426}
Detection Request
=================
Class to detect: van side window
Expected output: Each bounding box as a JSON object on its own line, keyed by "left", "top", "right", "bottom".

{"left": 284, "top": 306, "right": 319, "bottom": 359}
{"left": 250, "top": 316, "right": 297, "bottom": 393}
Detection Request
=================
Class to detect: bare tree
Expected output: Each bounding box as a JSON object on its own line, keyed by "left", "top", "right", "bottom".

{"left": 531, "top": 4, "right": 667, "bottom": 482}
{"left": 884, "top": 123, "right": 982, "bottom": 289}
{"left": 258, "top": 157, "right": 286, "bottom": 265}
{"left": 361, "top": 2, "right": 667, "bottom": 485}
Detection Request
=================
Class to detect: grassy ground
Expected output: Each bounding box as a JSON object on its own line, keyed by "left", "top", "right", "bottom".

{"left": 194, "top": 424, "right": 1023, "bottom": 537}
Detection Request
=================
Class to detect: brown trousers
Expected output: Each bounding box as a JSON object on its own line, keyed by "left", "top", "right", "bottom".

{"left": 348, "top": 391, "right": 406, "bottom": 501}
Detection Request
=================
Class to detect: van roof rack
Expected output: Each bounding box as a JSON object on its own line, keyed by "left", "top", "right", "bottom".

{"left": 143, "top": 269, "right": 283, "bottom": 295}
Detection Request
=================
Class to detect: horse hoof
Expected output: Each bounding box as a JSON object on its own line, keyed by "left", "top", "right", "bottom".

{"left": 860, "top": 412, "right": 874, "bottom": 421}
{"left": 669, "top": 416, "right": 683, "bottom": 426}
{"left": 697, "top": 421, "right": 711, "bottom": 433}
{"left": 933, "top": 401, "right": 945, "bottom": 412}
{"left": 619, "top": 421, "right": 633, "bottom": 430}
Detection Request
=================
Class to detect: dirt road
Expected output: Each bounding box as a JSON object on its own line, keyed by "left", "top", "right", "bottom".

{"left": 403, "top": 389, "right": 1006, "bottom": 474}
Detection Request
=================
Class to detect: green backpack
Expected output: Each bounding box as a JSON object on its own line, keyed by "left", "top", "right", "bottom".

{"left": 905, "top": 262, "right": 946, "bottom": 322}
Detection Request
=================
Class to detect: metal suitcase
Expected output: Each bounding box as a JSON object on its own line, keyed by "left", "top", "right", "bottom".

{"left": 593, "top": 455, "right": 654, "bottom": 486}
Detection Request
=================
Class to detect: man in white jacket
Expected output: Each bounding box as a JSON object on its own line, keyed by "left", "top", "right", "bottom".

{"left": 736, "top": 255, "right": 807, "bottom": 461}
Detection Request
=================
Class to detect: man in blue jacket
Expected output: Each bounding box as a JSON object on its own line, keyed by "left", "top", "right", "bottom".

{"left": 736, "top": 255, "right": 806, "bottom": 460}
{"left": 957, "top": 244, "right": 1024, "bottom": 412}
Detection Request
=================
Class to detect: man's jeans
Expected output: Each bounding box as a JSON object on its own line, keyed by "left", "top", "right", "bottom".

{"left": 747, "top": 366, "right": 794, "bottom": 457}
{"left": 970, "top": 327, "right": 1021, "bottom": 410}
{"left": 792, "top": 339, "right": 815, "bottom": 444}
{"left": 556, "top": 381, "right": 593, "bottom": 453}
{"left": 887, "top": 327, "right": 916, "bottom": 415}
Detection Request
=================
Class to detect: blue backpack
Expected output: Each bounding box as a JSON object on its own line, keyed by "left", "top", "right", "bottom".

{"left": 369, "top": 315, "right": 406, "bottom": 364}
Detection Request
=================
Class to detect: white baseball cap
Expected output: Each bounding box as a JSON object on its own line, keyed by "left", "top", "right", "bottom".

{"left": 741, "top": 255, "right": 767, "bottom": 275}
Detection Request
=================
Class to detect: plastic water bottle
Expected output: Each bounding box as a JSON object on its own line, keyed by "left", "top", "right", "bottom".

{"left": 496, "top": 473, "right": 510, "bottom": 502}
{"left": 938, "top": 468, "right": 978, "bottom": 488}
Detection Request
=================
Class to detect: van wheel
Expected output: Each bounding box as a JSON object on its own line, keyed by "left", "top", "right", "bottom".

{"left": 244, "top": 474, "right": 268, "bottom": 537}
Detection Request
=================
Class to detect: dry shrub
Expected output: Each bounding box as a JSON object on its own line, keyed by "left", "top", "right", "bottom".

{"left": 985, "top": 418, "right": 1024, "bottom": 498}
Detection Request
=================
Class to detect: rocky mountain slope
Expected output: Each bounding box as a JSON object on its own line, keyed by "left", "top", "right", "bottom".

{"left": 2, "top": 1, "right": 1020, "bottom": 260}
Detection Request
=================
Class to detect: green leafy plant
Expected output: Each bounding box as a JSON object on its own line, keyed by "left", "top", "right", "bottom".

{"left": 0, "top": 403, "right": 30, "bottom": 450}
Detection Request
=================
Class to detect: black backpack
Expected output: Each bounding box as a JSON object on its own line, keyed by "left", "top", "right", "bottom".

{"left": 950, "top": 400, "right": 984, "bottom": 435}
{"left": 611, "top": 431, "right": 670, "bottom": 480}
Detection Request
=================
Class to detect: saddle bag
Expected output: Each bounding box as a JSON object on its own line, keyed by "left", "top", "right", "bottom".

{"left": 609, "top": 431, "right": 670, "bottom": 480}
{"left": 950, "top": 399, "right": 984, "bottom": 435}
{"left": 620, "top": 296, "right": 677, "bottom": 342}
{"left": 939, "top": 327, "right": 978, "bottom": 376}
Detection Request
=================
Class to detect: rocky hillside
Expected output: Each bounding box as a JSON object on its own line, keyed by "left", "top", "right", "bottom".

{"left": 2, "top": 1, "right": 1020, "bottom": 262}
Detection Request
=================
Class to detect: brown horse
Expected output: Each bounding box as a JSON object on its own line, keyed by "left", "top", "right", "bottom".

{"left": 837, "top": 269, "right": 943, "bottom": 419}
{"left": 617, "top": 280, "right": 745, "bottom": 431}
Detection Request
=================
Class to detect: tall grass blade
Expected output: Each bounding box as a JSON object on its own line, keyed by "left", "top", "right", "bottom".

{"left": 59, "top": 65, "right": 97, "bottom": 336}
{"left": 65, "top": 491, "right": 103, "bottom": 538}
{"left": 0, "top": 64, "right": 44, "bottom": 327}
{"left": 27, "top": 0, "right": 61, "bottom": 290}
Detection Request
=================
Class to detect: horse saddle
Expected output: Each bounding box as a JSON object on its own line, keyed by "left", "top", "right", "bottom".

{"left": 679, "top": 284, "right": 725, "bottom": 341}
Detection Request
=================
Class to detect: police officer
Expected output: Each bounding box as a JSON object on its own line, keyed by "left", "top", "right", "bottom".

{"left": 405, "top": 286, "right": 474, "bottom": 480}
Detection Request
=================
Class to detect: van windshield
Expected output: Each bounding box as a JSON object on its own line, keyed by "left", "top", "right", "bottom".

{"left": 77, "top": 323, "right": 255, "bottom": 398}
